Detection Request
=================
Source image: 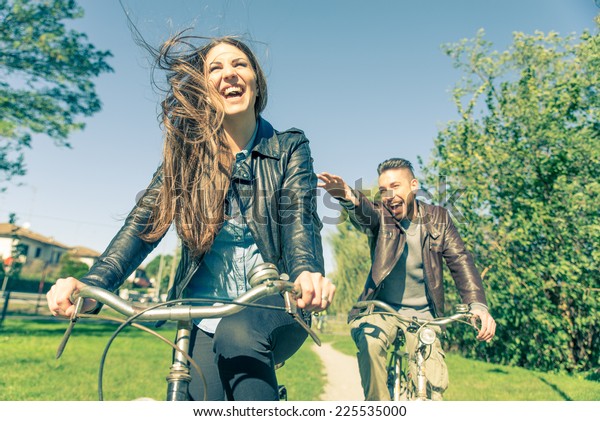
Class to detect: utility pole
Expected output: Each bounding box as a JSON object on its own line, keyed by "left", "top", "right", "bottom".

{"left": 1, "top": 257, "right": 13, "bottom": 293}
{"left": 154, "top": 253, "right": 165, "bottom": 301}
{"left": 166, "top": 240, "right": 180, "bottom": 296}
{"left": 1, "top": 258, "right": 13, "bottom": 327}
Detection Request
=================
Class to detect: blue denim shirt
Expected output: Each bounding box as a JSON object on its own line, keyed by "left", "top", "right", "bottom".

{"left": 187, "top": 123, "right": 263, "bottom": 333}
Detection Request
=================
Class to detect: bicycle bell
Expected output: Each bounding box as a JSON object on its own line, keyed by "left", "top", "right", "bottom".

{"left": 418, "top": 326, "right": 437, "bottom": 345}
{"left": 248, "top": 262, "right": 288, "bottom": 286}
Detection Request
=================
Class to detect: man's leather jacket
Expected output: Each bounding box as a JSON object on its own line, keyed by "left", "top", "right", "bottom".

{"left": 80, "top": 118, "right": 325, "bottom": 300}
{"left": 344, "top": 192, "right": 487, "bottom": 322}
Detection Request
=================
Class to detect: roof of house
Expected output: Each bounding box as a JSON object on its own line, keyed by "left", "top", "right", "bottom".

{"left": 0, "top": 223, "right": 71, "bottom": 249}
{"left": 68, "top": 246, "right": 101, "bottom": 258}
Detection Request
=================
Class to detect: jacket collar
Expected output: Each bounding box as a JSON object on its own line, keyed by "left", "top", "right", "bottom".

{"left": 251, "top": 117, "right": 280, "bottom": 159}
{"left": 384, "top": 200, "right": 441, "bottom": 242}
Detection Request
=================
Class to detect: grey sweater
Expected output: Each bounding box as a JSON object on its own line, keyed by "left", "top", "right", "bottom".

{"left": 377, "top": 218, "right": 434, "bottom": 320}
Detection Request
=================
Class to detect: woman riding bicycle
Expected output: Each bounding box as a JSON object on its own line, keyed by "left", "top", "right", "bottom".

{"left": 46, "top": 33, "right": 335, "bottom": 401}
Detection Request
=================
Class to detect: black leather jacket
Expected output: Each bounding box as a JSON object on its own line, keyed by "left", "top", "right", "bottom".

{"left": 81, "top": 118, "right": 325, "bottom": 300}
{"left": 345, "top": 192, "right": 487, "bottom": 322}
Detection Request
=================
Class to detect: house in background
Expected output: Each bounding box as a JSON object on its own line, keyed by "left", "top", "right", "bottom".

{"left": 0, "top": 223, "right": 70, "bottom": 266}
{"left": 68, "top": 246, "right": 101, "bottom": 268}
{"left": 66, "top": 246, "right": 148, "bottom": 286}
{"left": 1, "top": 223, "right": 149, "bottom": 290}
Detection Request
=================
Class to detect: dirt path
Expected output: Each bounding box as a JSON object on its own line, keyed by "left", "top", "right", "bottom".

{"left": 311, "top": 342, "right": 364, "bottom": 401}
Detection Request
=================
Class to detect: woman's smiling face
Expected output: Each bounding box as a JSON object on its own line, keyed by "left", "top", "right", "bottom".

{"left": 205, "top": 42, "right": 258, "bottom": 121}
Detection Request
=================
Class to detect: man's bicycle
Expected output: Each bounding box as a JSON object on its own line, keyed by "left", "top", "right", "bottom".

{"left": 55, "top": 263, "right": 321, "bottom": 401}
{"left": 352, "top": 300, "right": 479, "bottom": 401}
{"left": 313, "top": 311, "right": 327, "bottom": 333}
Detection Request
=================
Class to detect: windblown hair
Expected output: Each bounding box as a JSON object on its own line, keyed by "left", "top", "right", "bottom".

{"left": 139, "top": 33, "right": 268, "bottom": 256}
{"left": 377, "top": 157, "right": 415, "bottom": 179}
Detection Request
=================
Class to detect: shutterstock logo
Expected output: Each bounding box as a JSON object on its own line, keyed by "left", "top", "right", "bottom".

{"left": 133, "top": 175, "right": 468, "bottom": 227}
{"left": 414, "top": 176, "right": 468, "bottom": 225}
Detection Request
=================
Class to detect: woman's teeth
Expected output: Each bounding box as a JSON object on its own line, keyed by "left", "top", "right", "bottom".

{"left": 223, "top": 86, "right": 243, "bottom": 97}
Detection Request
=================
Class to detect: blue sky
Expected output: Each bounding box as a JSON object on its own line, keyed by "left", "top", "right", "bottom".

{"left": 1, "top": 0, "right": 598, "bottom": 275}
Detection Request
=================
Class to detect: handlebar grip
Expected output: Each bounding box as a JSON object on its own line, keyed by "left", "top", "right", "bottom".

{"left": 70, "top": 290, "right": 80, "bottom": 303}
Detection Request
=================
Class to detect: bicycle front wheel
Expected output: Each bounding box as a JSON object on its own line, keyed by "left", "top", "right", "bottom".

{"left": 387, "top": 350, "right": 408, "bottom": 401}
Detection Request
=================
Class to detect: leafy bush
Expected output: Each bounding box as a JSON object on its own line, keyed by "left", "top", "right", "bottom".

{"left": 422, "top": 22, "right": 600, "bottom": 373}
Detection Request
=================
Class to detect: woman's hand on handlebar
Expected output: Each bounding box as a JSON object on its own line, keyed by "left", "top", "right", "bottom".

{"left": 46, "top": 277, "right": 98, "bottom": 318}
{"left": 469, "top": 307, "right": 496, "bottom": 343}
{"left": 293, "top": 271, "right": 336, "bottom": 312}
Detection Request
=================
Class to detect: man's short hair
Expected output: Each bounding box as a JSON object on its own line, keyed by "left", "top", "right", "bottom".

{"left": 377, "top": 158, "right": 415, "bottom": 178}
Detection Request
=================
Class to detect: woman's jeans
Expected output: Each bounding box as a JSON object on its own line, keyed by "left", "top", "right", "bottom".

{"left": 187, "top": 294, "right": 308, "bottom": 401}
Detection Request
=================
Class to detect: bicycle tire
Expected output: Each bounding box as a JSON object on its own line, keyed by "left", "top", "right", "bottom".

{"left": 386, "top": 350, "right": 398, "bottom": 400}
{"left": 387, "top": 349, "right": 409, "bottom": 400}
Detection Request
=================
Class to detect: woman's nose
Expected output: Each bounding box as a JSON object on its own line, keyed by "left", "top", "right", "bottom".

{"left": 222, "top": 64, "right": 237, "bottom": 79}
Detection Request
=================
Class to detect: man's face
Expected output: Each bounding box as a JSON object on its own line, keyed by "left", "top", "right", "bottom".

{"left": 378, "top": 168, "right": 419, "bottom": 220}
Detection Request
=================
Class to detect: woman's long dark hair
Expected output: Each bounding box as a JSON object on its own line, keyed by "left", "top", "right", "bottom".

{"left": 139, "top": 33, "right": 268, "bottom": 256}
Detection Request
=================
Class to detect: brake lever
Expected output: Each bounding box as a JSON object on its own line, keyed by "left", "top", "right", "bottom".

{"left": 55, "top": 296, "right": 84, "bottom": 359}
{"left": 283, "top": 291, "right": 321, "bottom": 347}
{"left": 248, "top": 263, "right": 321, "bottom": 346}
{"left": 470, "top": 313, "right": 482, "bottom": 333}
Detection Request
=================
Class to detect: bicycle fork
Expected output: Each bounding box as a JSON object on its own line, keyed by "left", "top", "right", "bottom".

{"left": 387, "top": 334, "right": 408, "bottom": 401}
{"left": 414, "top": 326, "right": 437, "bottom": 400}
{"left": 166, "top": 320, "right": 193, "bottom": 401}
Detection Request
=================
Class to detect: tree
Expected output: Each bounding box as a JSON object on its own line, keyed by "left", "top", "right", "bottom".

{"left": 145, "top": 253, "right": 175, "bottom": 294}
{"left": 328, "top": 212, "right": 371, "bottom": 316}
{"left": 327, "top": 186, "right": 379, "bottom": 316}
{"left": 328, "top": 20, "right": 599, "bottom": 375}
{"left": 419, "top": 19, "right": 600, "bottom": 374}
{"left": 55, "top": 253, "right": 89, "bottom": 279}
{"left": 0, "top": 0, "right": 113, "bottom": 188}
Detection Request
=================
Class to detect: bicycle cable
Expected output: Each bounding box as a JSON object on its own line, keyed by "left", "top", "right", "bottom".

{"left": 79, "top": 312, "right": 206, "bottom": 400}
{"left": 91, "top": 296, "right": 293, "bottom": 401}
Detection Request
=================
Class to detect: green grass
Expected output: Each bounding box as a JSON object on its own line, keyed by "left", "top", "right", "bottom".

{"left": 445, "top": 353, "right": 600, "bottom": 400}
{"left": 320, "top": 333, "right": 600, "bottom": 401}
{"left": 2, "top": 318, "right": 598, "bottom": 401}
{"left": 0, "top": 318, "right": 175, "bottom": 400}
{"left": 0, "top": 317, "right": 324, "bottom": 401}
{"left": 276, "top": 339, "right": 325, "bottom": 400}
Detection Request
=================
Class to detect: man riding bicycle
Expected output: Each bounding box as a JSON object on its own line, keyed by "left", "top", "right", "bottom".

{"left": 318, "top": 158, "right": 496, "bottom": 400}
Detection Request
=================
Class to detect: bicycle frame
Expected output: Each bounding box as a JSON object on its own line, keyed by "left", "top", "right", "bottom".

{"left": 56, "top": 264, "right": 320, "bottom": 401}
{"left": 353, "top": 300, "right": 474, "bottom": 401}
{"left": 167, "top": 320, "right": 194, "bottom": 401}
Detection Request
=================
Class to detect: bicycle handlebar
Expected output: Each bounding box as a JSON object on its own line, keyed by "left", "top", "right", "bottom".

{"left": 56, "top": 278, "right": 313, "bottom": 359}
{"left": 72, "top": 280, "right": 300, "bottom": 322}
{"left": 352, "top": 300, "right": 474, "bottom": 326}
{"left": 56, "top": 261, "right": 322, "bottom": 360}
